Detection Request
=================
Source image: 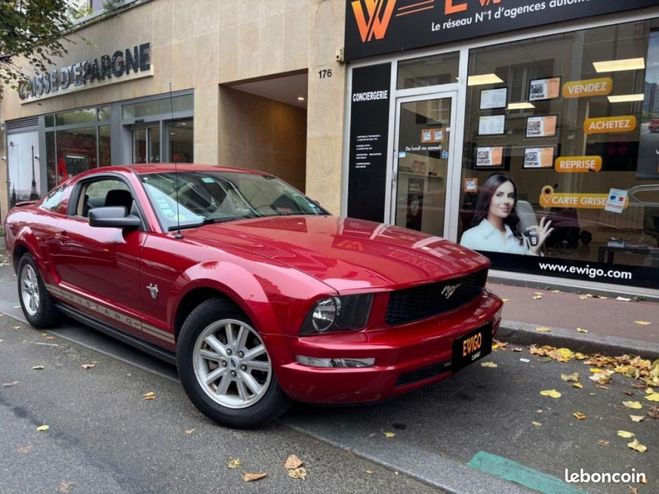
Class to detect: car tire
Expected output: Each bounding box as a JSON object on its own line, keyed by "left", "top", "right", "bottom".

{"left": 17, "top": 253, "right": 62, "bottom": 328}
{"left": 177, "top": 298, "right": 290, "bottom": 428}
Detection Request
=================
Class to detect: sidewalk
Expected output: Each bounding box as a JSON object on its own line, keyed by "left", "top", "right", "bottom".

{"left": 490, "top": 281, "right": 659, "bottom": 359}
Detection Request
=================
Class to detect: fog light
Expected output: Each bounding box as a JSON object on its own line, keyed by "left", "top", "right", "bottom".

{"left": 296, "top": 355, "right": 375, "bottom": 368}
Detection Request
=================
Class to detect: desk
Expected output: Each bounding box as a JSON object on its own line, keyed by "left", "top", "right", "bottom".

{"left": 597, "top": 243, "right": 658, "bottom": 264}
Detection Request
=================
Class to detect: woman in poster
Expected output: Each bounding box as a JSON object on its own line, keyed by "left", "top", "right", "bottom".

{"left": 460, "top": 174, "right": 553, "bottom": 255}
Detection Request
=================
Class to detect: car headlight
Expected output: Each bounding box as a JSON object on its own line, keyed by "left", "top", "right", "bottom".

{"left": 300, "top": 294, "right": 373, "bottom": 335}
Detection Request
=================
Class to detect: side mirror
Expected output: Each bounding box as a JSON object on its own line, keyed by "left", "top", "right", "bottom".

{"left": 89, "top": 206, "right": 141, "bottom": 229}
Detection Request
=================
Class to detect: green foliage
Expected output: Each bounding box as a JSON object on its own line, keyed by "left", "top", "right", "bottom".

{"left": 0, "top": 0, "right": 74, "bottom": 99}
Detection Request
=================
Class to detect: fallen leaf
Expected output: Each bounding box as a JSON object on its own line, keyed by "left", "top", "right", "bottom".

{"left": 531, "top": 421, "right": 542, "bottom": 427}
{"left": 540, "top": 389, "right": 561, "bottom": 399}
{"left": 535, "top": 326, "right": 551, "bottom": 333}
{"left": 561, "top": 372, "right": 580, "bottom": 383}
{"left": 42, "top": 335, "right": 56, "bottom": 340}
{"left": 533, "top": 291, "right": 543, "bottom": 296}
{"left": 2, "top": 381, "right": 19, "bottom": 387}
{"left": 627, "top": 439, "right": 647, "bottom": 453}
{"left": 143, "top": 391, "right": 156, "bottom": 400}
{"left": 645, "top": 393, "right": 659, "bottom": 402}
{"left": 366, "top": 469, "right": 374, "bottom": 474}
{"left": 634, "top": 321, "right": 651, "bottom": 325}
{"left": 287, "top": 467, "right": 307, "bottom": 480}
{"left": 284, "top": 455, "right": 304, "bottom": 470}
{"left": 574, "top": 352, "right": 588, "bottom": 360}
{"left": 57, "top": 481, "right": 73, "bottom": 493}
{"left": 549, "top": 348, "right": 574, "bottom": 362}
{"left": 242, "top": 472, "right": 266, "bottom": 482}
{"left": 647, "top": 387, "right": 655, "bottom": 394}
{"left": 519, "top": 358, "right": 530, "bottom": 363}
{"left": 533, "top": 295, "right": 543, "bottom": 300}
{"left": 598, "top": 440, "right": 609, "bottom": 446}
{"left": 573, "top": 412, "right": 587, "bottom": 420}
{"left": 36, "top": 425, "right": 49, "bottom": 432}
{"left": 16, "top": 445, "right": 33, "bottom": 454}
{"left": 13, "top": 325, "right": 21, "bottom": 329}
{"left": 648, "top": 406, "right": 659, "bottom": 419}
{"left": 32, "top": 365, "right": 44, "bottom": 370}
{"left": 630, "top": 415, "right": 644, "bottom": 423}
{"left": 481, "top": 362, "right": 498, "bottom": 368}
{"left": 227, "top": 458, "right": 242, "bottom": 469}
{"left": 623, "top": 401, "right": 643, "bottom": 410}
{"left": 576, "top": 327, "right": 588, "bottom": 333}
{"left": 501, "top": 298, "right": 510, "bottom": 303}
{"left": 550, "top": 289, "right": 561, "bottom": 293}
{"left": 512, "top": 347, "right": 523, "bottom": 352}
{"left": 579, "top": 294, "right": 593, "bottom": 300}
{"left": 617, "top": 430, "right": 635, "bottom": 438}
{"left": 572, "top": 383, "right": 583, "bottom": 389}
{"left": 615, "top": 296, "right": 631, "bottom": 302}
{"left": 383, "top": 431, "right": 396, "bottom": 439}
{"left": 80, "top": 363, "right": 96, "bottom": 370}
{"left": 185, "top": 428, "right": 195, "bottom": 435}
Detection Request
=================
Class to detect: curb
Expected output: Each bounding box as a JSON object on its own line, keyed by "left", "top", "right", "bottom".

{"left": 499, "top": 319, "right": 659, "bottom": 360}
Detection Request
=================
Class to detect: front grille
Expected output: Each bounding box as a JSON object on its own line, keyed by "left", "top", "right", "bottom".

{"left": 385, "top": 269, "right": 487, "bottom": 325}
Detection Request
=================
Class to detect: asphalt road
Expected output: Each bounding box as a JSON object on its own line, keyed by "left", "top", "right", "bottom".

{"left": 0, "top": 257, "right": 657, "bottom": 493}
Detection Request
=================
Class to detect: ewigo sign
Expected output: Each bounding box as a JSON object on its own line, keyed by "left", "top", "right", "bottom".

{"left": 345, "top": 0, "right": 658, "bottom": 60}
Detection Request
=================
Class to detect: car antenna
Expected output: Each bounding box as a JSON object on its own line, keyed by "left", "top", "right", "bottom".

{"left": 170, "top": 82, "right": 183, "bottom": 239}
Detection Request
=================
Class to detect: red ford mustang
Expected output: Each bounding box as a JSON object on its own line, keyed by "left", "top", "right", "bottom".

{"left": 4, "top": 165, "right": 502, "bottom": 428}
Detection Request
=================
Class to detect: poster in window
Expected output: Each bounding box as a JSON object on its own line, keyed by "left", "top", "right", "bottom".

{"left": 406, "top": 176, "right": 424, "bottom": 231}
{"left": 528, "top": 77, "right": 561, "bottom": 101}
{"left": 526, "top": 115, "right": 558, "bottom": 138}
{"left": 478, "top": 115, "right": 506, "bottom": 136}
{"left": 638, "top": 29, "right": 659, "bottom": 179}
{"left": 475, "top": 146, "right": 504, "bottom": 168}
{"left": 523, "top": 147, "right": 555, "bottom": 169}
{"left": 479, "top": 87, "right": 508, "bottom": 110}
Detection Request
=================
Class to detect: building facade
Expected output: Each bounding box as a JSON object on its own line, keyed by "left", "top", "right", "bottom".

{"left": 1, "top": 0, "right": 658, "bottom": 296}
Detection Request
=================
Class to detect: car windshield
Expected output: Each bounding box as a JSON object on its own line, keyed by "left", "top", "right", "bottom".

{"left": 140, "top": 170, "right": 327, "bottom": 231}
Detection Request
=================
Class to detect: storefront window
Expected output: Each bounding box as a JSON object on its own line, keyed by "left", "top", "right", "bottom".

{"left": 55, "top": 127, "right": 97, "bottom": 182}
{"left": 98, "top": 106, "right": 111, "bottom": 122}
{"left": 99, "top": 125, "right": 111, "bottom": 166}
{"left": 55, "top": 108, "right": 97, "bottom": 126}
{"left": 167, "top": 119, "right": 193, "bottom": 162}
{"left": 397, "top": 52, "right": 459, "bottom": 89}
{"left": 459, "top": 19, "right": 659, "bottom": 287}
{"left": 122, "top": 94, "right": 193, "bottom": 120}
{"left": 46, "top": 132, "right": 56, "bottom": 191}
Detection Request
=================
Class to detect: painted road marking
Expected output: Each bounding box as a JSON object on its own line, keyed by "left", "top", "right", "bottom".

{"left": 469, "top": 451, "right": 586, "bottom": 494}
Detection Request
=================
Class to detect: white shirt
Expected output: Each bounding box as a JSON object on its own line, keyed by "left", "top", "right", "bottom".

{"left": 460, "top": 219, "right": 535, "bottom": 255}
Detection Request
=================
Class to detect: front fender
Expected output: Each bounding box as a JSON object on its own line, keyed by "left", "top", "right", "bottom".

{"left": 169, "top": 260, "right": 336, "bottom": 339}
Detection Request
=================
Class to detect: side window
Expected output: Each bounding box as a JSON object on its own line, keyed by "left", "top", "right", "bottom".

{"left": 75, "top": 179, "right": 132, "bottom": 218}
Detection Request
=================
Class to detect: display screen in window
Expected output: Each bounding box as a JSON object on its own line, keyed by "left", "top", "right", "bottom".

{"left": 459, "top": 19, "right": 659, "bottom": 289}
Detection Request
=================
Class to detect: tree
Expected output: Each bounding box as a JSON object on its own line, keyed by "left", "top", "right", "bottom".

{"left": 0, "top": 0, "right": 75, "bottom": 99}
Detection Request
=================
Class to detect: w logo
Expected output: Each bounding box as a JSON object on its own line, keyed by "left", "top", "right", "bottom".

{"left": 351, "top": 0, "right": 396, "bottom": 42}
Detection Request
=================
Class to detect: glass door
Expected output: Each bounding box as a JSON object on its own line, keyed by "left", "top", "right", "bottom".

{"left": 391, "top": 93, "right": 456, "bottom": 236}
{"left": 132, "top": 124, "right": 160, "bottom": 163}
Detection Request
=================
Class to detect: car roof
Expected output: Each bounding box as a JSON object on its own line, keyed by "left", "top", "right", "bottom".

{"left": 86, "top": 164, "right": 270, "bottom": 176}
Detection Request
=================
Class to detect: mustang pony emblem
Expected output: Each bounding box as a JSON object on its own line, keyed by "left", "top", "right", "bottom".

{"left": 441, "top": 283, "right": 461, "bottom": 300}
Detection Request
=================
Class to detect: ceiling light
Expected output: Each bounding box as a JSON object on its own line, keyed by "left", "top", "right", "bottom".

{"left": 467, "top": 73, "right": 503, "bottom": 86}
{"left": 297, "top": 96, "right": 305, "bottom": 101}
{"left": 607, "top": 93, "right": 644, "bottom": 103}
{"left": 507, "top": 102, "right": 535, "bottom": 110}
{"left": 593, "top": 57, "right": 645, "bottom": 73}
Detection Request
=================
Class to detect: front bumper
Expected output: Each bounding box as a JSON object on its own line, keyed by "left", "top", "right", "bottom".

{"left": 273, "top": 290, "right": 503, "bottom": 404}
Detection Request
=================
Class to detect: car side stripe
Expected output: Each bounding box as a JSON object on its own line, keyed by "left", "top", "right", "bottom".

{"left": 46, "top": 284, "right": 174, "bottom": 344}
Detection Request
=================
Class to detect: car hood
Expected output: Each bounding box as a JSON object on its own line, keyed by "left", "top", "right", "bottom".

{"left": 182, "top": 216, "right": 489, "bottom": 293}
